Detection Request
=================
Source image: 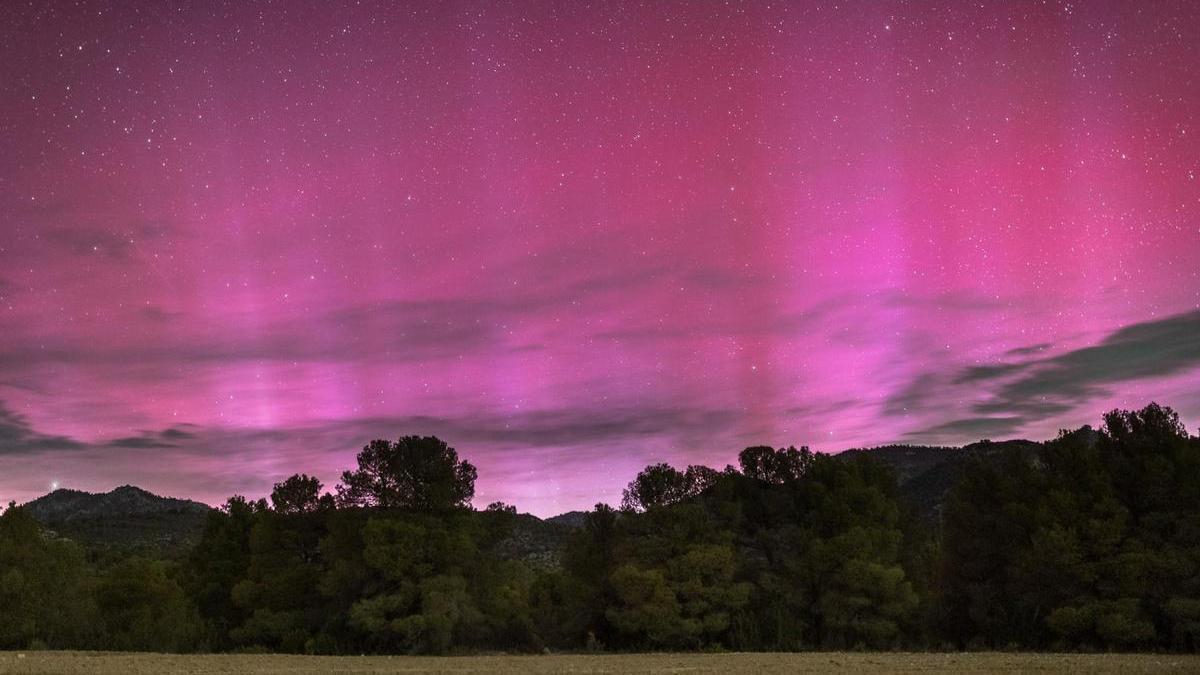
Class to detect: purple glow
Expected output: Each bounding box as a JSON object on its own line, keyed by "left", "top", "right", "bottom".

{"left": 1, "top": 2, "right": 1198, "bottom": 515}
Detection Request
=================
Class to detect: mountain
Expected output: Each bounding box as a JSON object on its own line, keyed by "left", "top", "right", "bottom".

{"left": 492, "top": 511, "right": 587, "bottom": 570}
{"left": 544, "top": 510, "right": 588, "bottom": 528}
{"left": 14, "top": 438, "right": 1046, "bottom": 556}
{"left": 21, "top": 485, "right": 213, "bottom": 554}
{"left": 838, "top": 439, "right": 1042, "bottom": 521}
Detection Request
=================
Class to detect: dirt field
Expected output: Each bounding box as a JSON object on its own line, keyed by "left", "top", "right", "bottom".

{"left": 1, "top": 651, "right": 1198, "bottom": 674}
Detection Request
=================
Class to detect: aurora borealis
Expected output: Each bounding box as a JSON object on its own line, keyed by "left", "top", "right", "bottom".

{"left": 2, "top": 1, "right": 1198, "bottom": 515}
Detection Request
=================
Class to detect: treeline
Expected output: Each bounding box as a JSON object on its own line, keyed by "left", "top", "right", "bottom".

{"left": 2, "top": 403, "right": 1199, "bottom": 653}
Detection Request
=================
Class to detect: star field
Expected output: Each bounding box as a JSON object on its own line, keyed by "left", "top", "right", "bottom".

{"left": 1, "top": 1, "right": 1198, "bottom": 514}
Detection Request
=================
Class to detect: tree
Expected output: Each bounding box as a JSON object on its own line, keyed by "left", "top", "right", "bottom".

{"left": 336, "top": 436, "right": 477, "bottom": 511}
{"left": 738, "top": 445, "right": 813, "bottom": 484}
{"left": 935, "top": 403, "right": 1200, "bottom": 651}
{"left": 184, "top": 495, "right": 263, "bottom": 650}
{"left": 96, "top": 558, "right": 202, "bottom": 652}
{"left": 0, "top": 505, "right": 98, "bottom": 650}
{"left": 621, "top": 463, "right": 718, "bottom": 511}
{"left": 227, "top": 502, "right": 328, "bottom": 653}
{"left": 1102, "top": 402, "right": 1187, "bottom": 447}
{"left": 271, "top": 474, "right": 326, "bottom": 514}
{"left": 343, "top": 514, "right": 485, "bottom": 654}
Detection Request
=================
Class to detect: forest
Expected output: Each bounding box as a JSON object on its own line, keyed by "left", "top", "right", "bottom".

{"left": 2, "top": 403, "right": 1199, "bottom": 654}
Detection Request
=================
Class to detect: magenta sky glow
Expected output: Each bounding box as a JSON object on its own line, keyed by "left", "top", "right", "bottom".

{"left": 2, "top": 1, "right": 1199, "bottom": 515}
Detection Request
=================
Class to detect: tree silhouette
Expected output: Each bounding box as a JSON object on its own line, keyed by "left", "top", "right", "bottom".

{"left": 270, "top": 473, "right": 325, "bottom": 514}
{"left": 621, "top": 463, "right": 718, "bottom": 511}
{"left": 738, "top": 445, "right": 813, "bottom": 483}
{"left": 336, "top": 436, "right": 477, "bottom": 511}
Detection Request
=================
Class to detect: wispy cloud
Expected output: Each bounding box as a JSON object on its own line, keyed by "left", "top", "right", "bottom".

{"left": 0, "top": 401, "right": 85, "bottom": 454}
{"left": 899, "top": 310, "right": 1200, "bottom": 442}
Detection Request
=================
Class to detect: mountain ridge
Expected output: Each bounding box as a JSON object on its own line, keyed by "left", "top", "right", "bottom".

{"left": 13, "top": 439, "right": 1037, "bottom": 551}
{"left": 20, "top": 484, "right": 213, "bottom": 553}
{"left": 22, "top": 484, "right": 212, "bottom": 521}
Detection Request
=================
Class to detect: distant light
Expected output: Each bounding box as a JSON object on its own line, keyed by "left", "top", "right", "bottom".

{"left": 50, "top": 480, "right": 60, "bottom": 491}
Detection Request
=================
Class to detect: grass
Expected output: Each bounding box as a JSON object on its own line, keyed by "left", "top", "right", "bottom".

{"left": 0, "top": 651, "right": 1198, "bottom": 674}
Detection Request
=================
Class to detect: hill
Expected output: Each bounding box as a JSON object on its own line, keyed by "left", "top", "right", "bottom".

{"left": 14, "top": 437, "right": 1044, "bottom": 555}
{"left": 21, "top": 485, "right": 212, "bottom": 554}
{"left": 492, "top": 512, "right": 579, "bottom": 569}
{"left": 837, "top": 439, "right": 1041, "bottom": 520}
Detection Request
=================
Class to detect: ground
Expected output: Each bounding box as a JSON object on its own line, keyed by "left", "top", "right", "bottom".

{"left": 1, "top": 652, "right": 1198, "bottom": 674}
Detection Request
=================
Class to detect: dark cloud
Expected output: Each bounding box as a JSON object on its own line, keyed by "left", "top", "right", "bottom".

{"left": 680, "top": 267, "right": 777, "bottom": 292}
{"left": 898, "top": 310, "right": 1200, "bottom": 442}
{"left": 176, "top": 404, "right": 745, "bottom": 466}
{"left": 881, "top": 372, "right": 941, "bottom": 417}
{"left": 880, "top": 289, "right": 1008, "bottom": 313}
{"left": 0, "top": 263, "right": 765, "bottom": 368}
{"left": 160, "top": 425, "right": 200, "bottom": 440}
{"left": 905, "top": 416, "right": 1026, "bottom": 441}
{"left": 595, "top": 289, "right": 864, "bottom": 345}
{"left": 595, "top": 307, "right": 827, "bottom": 344}
{"left": 1005, "top": 342, "right": 1053, "bottom": 358}
{"left": 44, "top": 228, "right": 137, "bottom": 260}
{"left": 597, "top": 289, "right": 1006, "bottom": 349}
{"left": 139, "top": 306, "right": 182, "bottom": 323}
{"left": 0, "top": 297, "right": 524, "bottom": 368}
{"left": 0, "top": 401, "right": 85, "bottom": 454}
{"left": 0, "top": 391, "right": 736, "bottom": 461}
{"left": 102, "top": 425, "right": 200, "bottom": 449}
{"left": 35, "top": 221, "right": 170, "bottom": 261}
{"left": 401, "top": 405, "right": 741, "bottom": 450}
{"left": 971, "top": 399, "right": 1075, "bottom": 417}
{"left": 979, "top": 310, "right": 1200, "bottom": 411}
{"left": 955, "top": 362, "right": 1029, "bottom": 383}
{"left": 0, "top": 400, "right": 206, "bottom": 455}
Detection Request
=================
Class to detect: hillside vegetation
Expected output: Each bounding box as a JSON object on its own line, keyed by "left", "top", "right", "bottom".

{"left": 1, "top": 403, "right": 1198, "bottom": 655}
{"left": 21, "top": 485, "right": 211, "bottom": 554}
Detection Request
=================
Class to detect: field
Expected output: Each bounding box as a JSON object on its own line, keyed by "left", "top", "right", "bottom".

{"left": 1, "top": 652, "right": 1198, "bottom": 674}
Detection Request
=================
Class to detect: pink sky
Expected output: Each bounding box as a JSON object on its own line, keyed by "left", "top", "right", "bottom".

{"left": 1, "top": 1, "right": 1198, "bottom": 515}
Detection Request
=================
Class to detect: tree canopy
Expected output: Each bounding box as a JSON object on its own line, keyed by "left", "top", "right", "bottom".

{"left": 2, "top": 403, "right": 1197, "bottom": 654}
{"left": 336, "top": 436, "right": 477, "bottom": 511}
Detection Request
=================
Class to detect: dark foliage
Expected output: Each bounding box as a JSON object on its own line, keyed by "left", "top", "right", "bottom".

{"left": 21, "top": 485, "right": 210, "bottom": 554}
{"left": 935, "top": 403, "right": 1200, "bottom": 651}
{"left": 1, "top": 411, "right": 1197, "bottom": 654}
{"left": 271, "top": 474, "right": 330, "bottom": 515}
{"left": 336, "top": 436, "right": 477, "bottom": 511}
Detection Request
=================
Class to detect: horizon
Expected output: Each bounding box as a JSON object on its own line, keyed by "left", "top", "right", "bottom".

{"left": 10, "top": 403, "right": 1192, "bottom": 517}
{"left": 3, "top": 1, "right": 1200, "bottom": 517}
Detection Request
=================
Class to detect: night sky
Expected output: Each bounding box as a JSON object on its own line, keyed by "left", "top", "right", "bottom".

{"left": 2, "top": 1, "right": 1199, "bottom": 515}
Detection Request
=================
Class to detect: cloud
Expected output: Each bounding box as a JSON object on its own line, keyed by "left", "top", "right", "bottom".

{"left": 36, "top": 222, "right": 170, "bottom": 261}
{"left": 954, "top": 362, "right": 1027, "bottom": 383}
{"left": 0, "top": 297, "right": 519, "bottom": 368}
{"left": 899, "top": 310, "right": 1200, "bottom": 442}
{"left": 1005, "top": 342, "right": 1053, "bottom": 358}
{"left": 389, "top": 405, "right": 740, "bottom": 450}
{"left": 0, "top": 261, "right": 785, "bottom": 370}
{"left": 0, "top": 391, "right": 736, "bottom": 460}
{"left": 0, "top": 260, "right": 704, "bottom": 370}
{"left": 102, "top": 424, "right": 200, "bottom": 449}
{"left": 977, "top": 310, "right": 1200, "bottom": 409}
{"left": 139, "top": 306, "right": 182, "bottom": 323}
{"left": 0, "top": 402, "right": 85, "bottom": 454}
{"left": 0, "top": 401, "right": 206, "bottom": 455}
{"left": 905, "top": 416, "right": 1026, "bottom": 441}
{"left": 0, "top": 394, "right": 747, "bottom": 510}
{"left": 881, "top": 372, "right": 941, "bottom": 417}
{"left": 879, "top": 289, "right": 1008, "bottom": 313}
{"left": 44, "top": 228, "right": 135, "bottom": 259}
